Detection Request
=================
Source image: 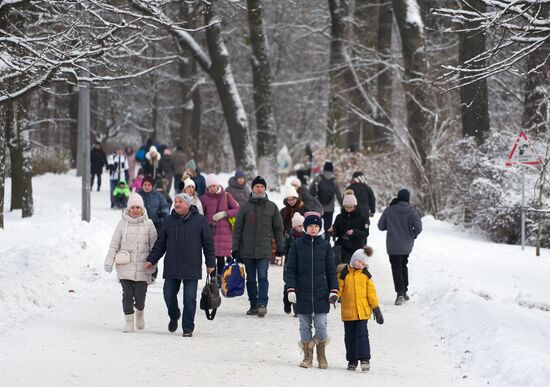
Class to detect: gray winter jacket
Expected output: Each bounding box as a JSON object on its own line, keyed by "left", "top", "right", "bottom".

{"left": 225, "top": 177, "right": 251, "bottom": 207}
{"left": 232, "top": 194, "right": 285, "bottom": 259}
{"left": 378, "top": 200, "right": 422, "bottom": 255}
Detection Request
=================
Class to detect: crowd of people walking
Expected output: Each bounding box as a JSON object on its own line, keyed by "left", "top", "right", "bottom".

{"left": 102, "top": 141, "right": 422, "bottom": 372}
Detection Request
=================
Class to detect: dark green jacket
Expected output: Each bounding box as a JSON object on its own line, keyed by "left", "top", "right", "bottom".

{"left": 232, "top": 194, "right": 285, "bottom": 259}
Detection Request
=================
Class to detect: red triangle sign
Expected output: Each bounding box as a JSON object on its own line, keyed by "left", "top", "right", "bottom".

{"left": 505, "top": 130, "right": 542, "bottom": 166}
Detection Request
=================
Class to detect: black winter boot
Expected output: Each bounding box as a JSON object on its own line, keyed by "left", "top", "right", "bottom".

{"left": 246, "top": 305, "right": 258, "bottom": 315}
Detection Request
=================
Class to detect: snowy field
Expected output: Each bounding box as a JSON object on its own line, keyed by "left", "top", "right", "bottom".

{"left": 1, "top": 171, "right": 549, "bottom": 387}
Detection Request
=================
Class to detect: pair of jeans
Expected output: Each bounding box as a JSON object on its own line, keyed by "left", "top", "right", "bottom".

{"left": 389, "top": 254, "right": 409, "bottom": 293}
{"left": 242, "top": 258, "right": 270, "bottom": 307}
{"left": 163, "top": 279, "right": 198, "bottom": 333}
{"left": 344, "top": 320, "right": 371, "bottom": 362}
{"left": 322, "top": 211, "right": 334, "bottom": 241}
{"left": 298, "top": 313, "right": 328, "bottom": 342}
{"left": 120, "top": 280, "right": 147, "bottom": 315}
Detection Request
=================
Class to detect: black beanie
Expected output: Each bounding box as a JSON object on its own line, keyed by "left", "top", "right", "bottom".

{"left": 323, "top": 161, "right": 334, "bottom": 172}
{"left": 303, "top": 213, "right": 322, "bottom": 229}
{"left": 397, "top": 188, "right": 410, "bottom": 203}
{"left": 352, "top": 171, "right": 364, "bottom": 179}
{"left": 251, "top": 175, "right": 267, "bottom": 189}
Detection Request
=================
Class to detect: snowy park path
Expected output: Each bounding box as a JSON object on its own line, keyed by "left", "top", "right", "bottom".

{"left": 0, "top": 173, "right": 480, "bottom": 386}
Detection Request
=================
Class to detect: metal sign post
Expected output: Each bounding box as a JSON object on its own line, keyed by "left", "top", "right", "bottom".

{"left": 505, "top": 130, "right": 542, "bottom": 251}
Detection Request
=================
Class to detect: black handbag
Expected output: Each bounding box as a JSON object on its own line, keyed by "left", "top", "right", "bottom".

{"left": 200, "top": 273, "right": 221, "bottom": 320}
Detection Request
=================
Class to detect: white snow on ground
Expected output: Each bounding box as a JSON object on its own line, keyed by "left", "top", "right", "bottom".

{"left": 1, "top": 171, "right": 549, "bottom": 386}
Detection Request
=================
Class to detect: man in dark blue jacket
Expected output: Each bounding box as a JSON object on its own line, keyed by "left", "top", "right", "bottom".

{"left": 145, "top": 193, "right": 215, "bottom": 337}
{"left": 378, "top": 188, "right": 422, "bottom": 306}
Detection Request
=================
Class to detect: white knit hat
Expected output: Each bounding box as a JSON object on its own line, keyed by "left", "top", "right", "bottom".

{"left": 350, "top": 248, "right": 368, "bottom": 267}
{"left": 127, "top": 193, "right": 144, "bottom": 209}
{"left": 291, "top": 212, "right": 305, "bottom": 229}
{"left": 285, "top": 186, "right": 299, "bottom": 199}
{"left": 342, "top": 194, "right": 357, "bottom": 207}
{"left": 183, "top": 178, "right": 196, "bottom": 189}
{"left": 290, "top": 177, "right": 302, "bottom": 188}
{"left": 205, "top": 173, "right": 220, "bottom": 188}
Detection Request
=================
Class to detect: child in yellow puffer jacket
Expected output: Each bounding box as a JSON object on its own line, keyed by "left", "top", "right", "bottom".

{"left": 338, "top": 247, "right": 384, "bottom": 372}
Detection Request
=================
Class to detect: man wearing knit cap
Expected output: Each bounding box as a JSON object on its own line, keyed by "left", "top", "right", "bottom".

{"left": 346, "top": 171, "right": 376, "bottom": 222}
{"left": 377, "top": 188, "right": 422, "bottom": 305}
{"left": 145, "top": 192, "right": 215, "bottom": 336}
{"left": 309, "top": 161, "right": 342, "bottom": 240}
{"left": 232, "top": 176, "right": 285, "bottom": 317}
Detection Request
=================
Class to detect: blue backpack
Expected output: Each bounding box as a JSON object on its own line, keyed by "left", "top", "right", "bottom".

{"left": 220, "top": 259, "right": 245, "bottom": 297}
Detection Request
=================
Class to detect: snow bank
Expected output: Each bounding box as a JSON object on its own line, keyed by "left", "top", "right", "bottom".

{"left": 412, "top": 216, "right": 550, "bottom": 387}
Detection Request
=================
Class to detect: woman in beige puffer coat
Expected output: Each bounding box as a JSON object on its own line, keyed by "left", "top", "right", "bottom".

{"left": 104, "top": 193, "right": 157, "bottom": 332}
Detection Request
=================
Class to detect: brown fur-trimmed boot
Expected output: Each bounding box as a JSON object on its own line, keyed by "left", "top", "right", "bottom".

{"left": 299, "top": 341, "right": 315, "bottom": 368}
{"left": 314, "top": 337, "right": 330, "bottom": 369}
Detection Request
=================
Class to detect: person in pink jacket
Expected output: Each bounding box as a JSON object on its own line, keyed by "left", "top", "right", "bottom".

{"left": 200, "top": 174, "right": 240, "bottom": 276}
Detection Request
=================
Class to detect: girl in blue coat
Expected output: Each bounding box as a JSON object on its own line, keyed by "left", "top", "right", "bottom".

{"left": 285, "top": 212, "right": 339, "bottom": 369}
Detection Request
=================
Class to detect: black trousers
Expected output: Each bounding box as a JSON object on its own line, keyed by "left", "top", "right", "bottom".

{"left": 322, "top": 211, "right": 334, "bottom": 241}
{"left": 389, "top": 254, "right": 409, "bottom": 293}
{"left": 344, "top": 320, "right": 371, "bottom": 362}
{"left": 91, "top": 171, "right": 101, "bottom": 190}
{"left": 120, "top": 279, "right": 148, "bottom": 315}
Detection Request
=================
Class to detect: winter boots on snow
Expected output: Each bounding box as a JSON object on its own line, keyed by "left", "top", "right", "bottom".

{"left": 299, "top": 341, "right": 315, "bottom": 368}
{"left": 135, "top": 309, "right": 145, "bottom": 330}
{"left": 347, "top": 360, "right": 370, "bottom": 372}
{"left": 257, "top": 305, "right": 267, "bottom": 318}
{"left": 314, "top": 337, "right": 329, "bottom": 369}
{"left": 395, "top": 292, "right": 405, "bottom": 305}
{"left": 123, "top": 314, "right": 134, "bottom": 333}
{"left": 299, "top": 338, "right": 330, "bottom": 369}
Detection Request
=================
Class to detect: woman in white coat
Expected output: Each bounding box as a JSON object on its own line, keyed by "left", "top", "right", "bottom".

{"left": 104, "top": 193, "right": 157, "bottom": 332}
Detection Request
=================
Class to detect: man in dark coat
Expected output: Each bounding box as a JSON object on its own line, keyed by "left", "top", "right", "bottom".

{"left": 346, "top": 171, "right": 376, "bottom": 222}
{"left": 377, "top": 188, "right": 422, "bottom": 306}
{"left": 90, "top": 142, "right": 107, "bottom": 191}
{"left": 145, "top": 193, "right": 215, "bottom": 337}
{"left": 232, "top": 176, "right": 285, "bottom": 317}
{"left": 309, "top": 161, "right": 342, "bottom": 240}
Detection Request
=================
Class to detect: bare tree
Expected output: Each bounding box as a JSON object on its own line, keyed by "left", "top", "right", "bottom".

{"left": 247, "top": 0, "right": 277, "bottom": 186}
{"left": 129, "top": 0, "right": 257, "bottom": 175}
{"left": 458, "top": 0, "right": 489, "bottom": 144}
{"left": 392, "top": 0, "right": 436, "bottom": 211}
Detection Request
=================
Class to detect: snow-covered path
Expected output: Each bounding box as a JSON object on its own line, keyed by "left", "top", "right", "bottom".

{"left": 2, "top": 172, "right": 548, "bottom": 386}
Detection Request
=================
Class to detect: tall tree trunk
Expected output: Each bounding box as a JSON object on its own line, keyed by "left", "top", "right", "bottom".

{"left": 0, "top": 105, "right": 6, "bottom": 228}
{"left": 459, "top": 0, "right": 489, "bottom": 144}
{"left": 327, "top": 0, "right": 350, "bottom": 148}
{"left": 7, "top": 100, "right": 22, "bottom": 211}
{"left": 247, "top": 0, "right": 277, "bottom": 187}
{"left": 353, "top": 0, "right": 379, "bottom": 151}
{"left": 375, "top": 0, "right": 393, "bottom": 146}
{"left": 392, "top": 0, "right": 436, "bottom": 213}
{"left": 7, "top": 95, "right": 33, "bottom": 216}
{"left": 19, "top": 99, "right": 33, "bottom": 218}
{"left": 204, "top": 8, "right": 256, "bottom": 176}
{"left": 522, "top": 4, "right": 550, "bottom": 137}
